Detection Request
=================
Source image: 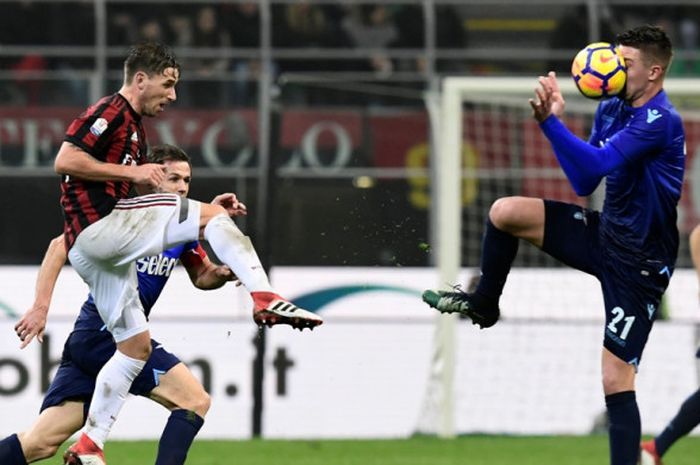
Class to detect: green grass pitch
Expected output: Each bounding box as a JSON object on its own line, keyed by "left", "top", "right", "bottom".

{"left": 95, "top": 435, "right": 700, "bottom": 465}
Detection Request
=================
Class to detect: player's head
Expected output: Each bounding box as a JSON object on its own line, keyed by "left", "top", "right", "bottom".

{"left": 148, "top": 144, "right": 192, "bottom": 198}
{"left": 123, "top": 41, "right": 180, "bottom": 117}
{"left": 616, "top": 25, "right": 672, "bottom": 102}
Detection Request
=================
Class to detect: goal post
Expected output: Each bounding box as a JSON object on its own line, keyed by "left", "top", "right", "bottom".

{"left": 416, "top": 75, "right": 700, "bottom": 438}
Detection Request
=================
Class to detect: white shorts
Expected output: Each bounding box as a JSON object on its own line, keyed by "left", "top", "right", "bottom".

{"left": 67, "top": 193, "right": 201, "bottom": 342}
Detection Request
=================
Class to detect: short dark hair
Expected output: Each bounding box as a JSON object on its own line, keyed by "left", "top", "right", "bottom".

{"left": 148, "top": 144, "right": 191, "bottom": 166}
{"left": 123, "top": 41, "right": 180, "bottom": 84}
{"left": 616, "top": 25, "right": 673, "bottom": 70}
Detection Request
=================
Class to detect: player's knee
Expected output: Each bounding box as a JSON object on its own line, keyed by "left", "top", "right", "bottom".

{"left": 489, "top": 196, "right": 543, "bottom": 237}
{"left": 177, "top": 389, "right": 211, "bottom": 417}
{"left": 131, "top": 343, "right": 153, "bottom": 361}
{"left": 601, "top": 366, "right": 634, "bottom": 395}
{"left": 139, "top": 342, "right": 153, "bottom": 360}
{"left": 118, "top": 334, "right": 153, "bottom": 361}
{"left": 190, "top": 390, "right": 211, "bottom": 417}
{"left": 489, "top": 197, "right": 519, "bottom": 231}
{"left": 199, "top": 391, "right": 212, "bottom": 416}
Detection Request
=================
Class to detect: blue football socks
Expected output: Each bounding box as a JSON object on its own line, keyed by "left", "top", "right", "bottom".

{"left": 155, "top": 409, "right": 204, "bottom": 465}
{"left": 0, "top": 434, "right": 28, "bottom": 465}
{"left": 475, "top": 218, "right": 519, "bottom": 302}
{"left": 655, "top": 388, "right": 700, "bottom": 456}
{"left": 606, "top": 391, "right": 640, "bottom": 465}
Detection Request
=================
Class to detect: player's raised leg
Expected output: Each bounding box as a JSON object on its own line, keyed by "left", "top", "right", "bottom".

{"left": 422, "top": 196, "right": 544, "bottom": 328}
{"left": 198, "top": 202, "right": 322, "bottom": 329}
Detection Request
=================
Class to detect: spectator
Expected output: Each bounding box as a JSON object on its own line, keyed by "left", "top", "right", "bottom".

{"left": 222, "top": 2, "right": 261, "bottom": 106}
{"left": 342, "top": 5, "right": 398, "bottom": 77}
{"left": 185, "top": 5, "right": 231, "bottom": 107}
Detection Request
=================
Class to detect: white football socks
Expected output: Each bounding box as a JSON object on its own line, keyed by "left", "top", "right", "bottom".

{"left": 83, "top": 350, "right": 146, "bottom": 448}
{"left": 203, "top": 213, "right": 274, "bottom": 293}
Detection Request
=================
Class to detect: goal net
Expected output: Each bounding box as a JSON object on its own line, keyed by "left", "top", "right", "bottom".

{"left": 416, "top": 77, "right": 700, "bottom": 437}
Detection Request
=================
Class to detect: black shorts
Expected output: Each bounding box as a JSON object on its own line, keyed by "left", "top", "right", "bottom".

{"left": 41, "top": 330, "right": 180, "bottom": 420}
{"left": 542, "top": 200, "right": 671, "bottom": 367}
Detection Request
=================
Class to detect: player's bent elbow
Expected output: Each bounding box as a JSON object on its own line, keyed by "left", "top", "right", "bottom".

{"left": 54, "top": 157, "right": 67, "bottom": 175}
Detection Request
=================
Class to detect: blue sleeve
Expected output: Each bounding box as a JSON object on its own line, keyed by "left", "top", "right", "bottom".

{"left": 540, "top": 115, "right": 627, "bottom": 196}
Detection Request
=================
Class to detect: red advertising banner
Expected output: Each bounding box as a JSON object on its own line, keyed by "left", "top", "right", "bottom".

{"left": 1, "top": 105, "right": 698, "bottom": 233}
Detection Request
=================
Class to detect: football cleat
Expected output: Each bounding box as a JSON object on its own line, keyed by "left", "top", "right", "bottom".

{"left": 640, "top": 440, "right": 663, "bottom": 465}
{"left": 63, "top": 433, "right": 106, "bottom": 465}
{"left": 422, "top": 288, "right": 500, "bottom": 329}
{"left": 252, "top": 292, "right": 323, "bottom": 330}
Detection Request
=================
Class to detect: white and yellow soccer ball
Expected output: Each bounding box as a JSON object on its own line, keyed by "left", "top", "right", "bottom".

{"left": 571, "top": 42, "right": 627, "bottom": 99}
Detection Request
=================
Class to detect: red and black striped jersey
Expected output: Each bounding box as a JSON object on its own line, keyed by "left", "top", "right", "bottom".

{"left": 60, "top": 93, "right": 148, "bottom": 250}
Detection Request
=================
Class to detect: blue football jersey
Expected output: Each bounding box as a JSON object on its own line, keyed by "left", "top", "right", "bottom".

{"left": 588, "top": 90, "right": 685, "bottom": 263}
{"left": 73, "top": 241, "right": 202, "bottom": 331}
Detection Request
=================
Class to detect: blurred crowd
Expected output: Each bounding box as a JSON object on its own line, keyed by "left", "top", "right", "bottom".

{"left": 0, "top": 2, "right": 465, "bottom": 107}
{"left": 1, "top": 1, "right": 700, "bottom": 108}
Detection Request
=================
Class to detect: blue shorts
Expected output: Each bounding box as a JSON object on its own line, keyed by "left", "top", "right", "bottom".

{"left": 41, "top": 330, "right": 180, "bottom": 419}
{"left": 542, "top": 200, "right": 671, "bottom": 367}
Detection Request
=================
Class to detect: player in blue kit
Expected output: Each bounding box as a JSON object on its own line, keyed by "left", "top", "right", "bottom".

{"left": 640, "top": 224, "right": 700, "bottom": 465}
{"left": 422, "top": 25, "right": 684, "bottom": 465}
{"left": 0, "top": 144, "right": 243, "bottom": 465}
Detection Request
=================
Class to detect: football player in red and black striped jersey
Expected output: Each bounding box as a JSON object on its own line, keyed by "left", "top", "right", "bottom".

{"left": 53, "top": 43, "right": 322, "bottom": 465}
{"left": 57, "top": 41, "right": 180, "bottom": 251}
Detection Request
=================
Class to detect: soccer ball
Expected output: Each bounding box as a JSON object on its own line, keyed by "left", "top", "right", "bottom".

{"left": 571, "top": 42, "right": 626, "bottom": 99}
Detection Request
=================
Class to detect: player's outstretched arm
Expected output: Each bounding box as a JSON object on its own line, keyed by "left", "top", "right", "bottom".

{"left": 15, "top": 234, "right": 67, "bottom": 348}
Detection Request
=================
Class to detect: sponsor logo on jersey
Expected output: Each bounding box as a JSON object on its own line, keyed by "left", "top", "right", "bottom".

{"left": 90, "top": 117, "right": 109, "bottom": 136}
{"left": 121, "top": 153, "right": 135, "bottom": 165}
{"left": 136, "top": 254, "right": 178, "bottom": 277}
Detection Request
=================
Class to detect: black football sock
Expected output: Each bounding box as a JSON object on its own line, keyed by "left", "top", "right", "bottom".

{"left": 0, "top": 434, "right": 28, "bottom": 465}
{"left": 474, "top": 218, "right": 518, "bottom": 303}
{"left": 655, "top": 388, "right": 700, "bottom": 456}
{"left": 606, "top": 391, "right": 640, "bottom": 465}
{"left": 155, "top": 409, "right": 204, "bottom": 465}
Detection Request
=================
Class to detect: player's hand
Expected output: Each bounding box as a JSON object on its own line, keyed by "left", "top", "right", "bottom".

{"left": 529, "top": 71, "right": 566, "bottom": 122}
{"left": 543, "top": 71, "right": 566, "bottom": 117}
{"left": 216, "top": 265, "right": 242, "bottom": 286}
{"left": 212, "top": 193, "right": 248, "bottom": 217}
{"left": 132, "top": 163, "right": 167, "bottom": 188}
{"left": 14, "top": 303, "right": 48, "bottom": 349}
